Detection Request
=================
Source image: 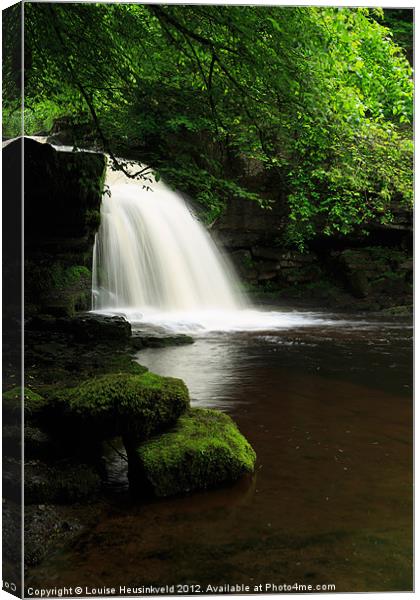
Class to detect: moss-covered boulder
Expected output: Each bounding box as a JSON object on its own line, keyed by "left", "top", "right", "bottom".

{"left": 3, "top": 386, "right": 48, "bottom": 423}
{"left": 60, "top": 371, "right": 189, "bottom": 442}
{"left": 131, "top": 408, "right": 256, "bottom": 497}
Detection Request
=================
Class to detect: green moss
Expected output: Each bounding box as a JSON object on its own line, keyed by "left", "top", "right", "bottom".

{"left": 60, "top": 371, "right": 189, "bottom": 441}
{"left": 106, "top": 354, "right": 148, "bottom": 375}
{"left": 3, "top": 386, "right": 48, "bottom": 422}
{"left": 135, "top": 408, "right": 256, "bottom": 497}
{"left": 380, "top": 304, "right": 413, "bottom": 317}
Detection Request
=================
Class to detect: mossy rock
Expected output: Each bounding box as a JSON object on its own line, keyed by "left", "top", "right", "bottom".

{"left": 3, "top": 387, "right": 49, "bottom": 423}
{"left": 132, "top": 408, "right": 256, "bottom": 497}
{"left": 60, "top": 371, "right": 189, "bottom": 442}
{"left": 380, "top": 304, "right": 413, "bottom": 317}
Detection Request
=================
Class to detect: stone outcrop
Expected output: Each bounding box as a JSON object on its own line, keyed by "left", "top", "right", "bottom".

{"left": 328, "top": 247, "right": 413, "bottom": 305}
{"left": 130, "top": 408, "right": 256, "bottom": 497}
{"left": 2, "top": 138, "right": 107, "bottom": 317}
{"left": 229, "top": 247, "right": 321, "bottom": 286}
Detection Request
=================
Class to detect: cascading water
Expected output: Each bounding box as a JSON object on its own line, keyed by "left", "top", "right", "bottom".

{"left": 92, "top": 162, "right": 352, "bottom": 333}
{"left": 92, "top": 167, "right": 245, "bottom": 315}
{"left": 20, "top": 139, "right": 354, "bottom": 333}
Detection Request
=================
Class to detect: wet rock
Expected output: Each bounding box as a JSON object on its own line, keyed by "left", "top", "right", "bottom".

{"left": 251, "top": 247, "right": 284, "bottom": 261}
{"left": 3, "top": 458, "right": 22, "bottom": 503}
{"left": 130, "top": 334, "right": 194, "bottom": 350}
{"left": 330, "top": 247, "right": 413, "bottom": 304}
{"left": 56, "top": 313, "right": 132, "bottom": 342}
{"left": 256, "top": 260, "right": 280, "bottom": 280}
{"left": 24, "top": 426, "right": 54, "bottom": 460}
{"left": 130, "top": 408, "right": 256, "bottom": 497}
{"left": 230, "top": 250, "right": 258, "bottom": 280}
{"left": 16, "top": 137, "right": 106, "bottom": 318}
{"left": 3, "top": 425, "right": 21, "bottom": 459}
{"left": 3, "top": 499, "right": 21, "bottom": 568}
{"left": 347, "top": 271, "right": 370, "bottom": 298}
{"left": 24, "top": 502, "right": 97, "bottom": 568}
{"left": 24, "top": 461, "right": 101, "bottom": 505}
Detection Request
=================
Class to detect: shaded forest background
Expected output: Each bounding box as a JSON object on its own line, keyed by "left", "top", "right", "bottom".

{"left": 3, "top": 4, "right": 413, "bottom": 250}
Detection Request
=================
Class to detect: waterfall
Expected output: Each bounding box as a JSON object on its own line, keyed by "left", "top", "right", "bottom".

{"left": 92, "top": 166, "right": 245, "bottom": 315}
{"left": 92, "top": 162, "right": 345, "bottom": 334}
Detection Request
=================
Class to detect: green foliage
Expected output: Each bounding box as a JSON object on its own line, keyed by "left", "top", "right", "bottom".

{"left": 17, "top": 4, "right": 413, "bottom": 245}
{"left": 136, "top": 407, "right": 256, "bottom": 497}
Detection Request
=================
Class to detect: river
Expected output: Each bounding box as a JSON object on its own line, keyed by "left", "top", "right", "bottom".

{"left": 27, "top": 309, "right": 412, "bottom": 593}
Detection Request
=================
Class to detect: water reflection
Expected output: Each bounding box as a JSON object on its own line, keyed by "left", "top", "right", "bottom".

{"left": 137, "top": 317, "right": 412, "bottom": 408}
{"left": 137, "top": 337, "right": 244, "bottom": 409}
{"left": 27, "top": 313, "right": 413, "bottom": 592}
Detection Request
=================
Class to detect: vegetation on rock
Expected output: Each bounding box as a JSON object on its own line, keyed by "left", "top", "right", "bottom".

{"left": 133, "top": 408, "right": 256, "bottom": 497}
{"left": 58, "top": 371, "right": 190, "bottom": 442}
{"left": 3, "top": 386, "right": 48, "bottom": 423}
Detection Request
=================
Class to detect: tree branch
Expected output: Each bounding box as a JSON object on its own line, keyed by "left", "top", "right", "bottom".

{"left": 47, "top": 4, "right": 151, "bottom": 181}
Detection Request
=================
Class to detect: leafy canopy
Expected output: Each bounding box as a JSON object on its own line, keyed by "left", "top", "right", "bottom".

{"left": 5, "top": 4, "right": 413, "bottom": 246}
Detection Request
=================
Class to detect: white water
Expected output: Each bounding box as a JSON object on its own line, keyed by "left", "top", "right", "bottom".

{"left": 92, "top": 165, "right": 356, "bottom": 334}
{"left": 93, "top": 167, "right": 245, "bottom": 313}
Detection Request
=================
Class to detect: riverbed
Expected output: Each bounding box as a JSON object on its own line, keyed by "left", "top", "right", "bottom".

{"left": 26, "top": 309, "right": 412, "bottom": 593}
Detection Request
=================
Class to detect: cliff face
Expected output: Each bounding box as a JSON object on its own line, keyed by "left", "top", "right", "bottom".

{"left": 209, "top": 155, "right": 413, "bottom": 310}
{"left": 3, "top": 138, "right": 107, "bottom": 316}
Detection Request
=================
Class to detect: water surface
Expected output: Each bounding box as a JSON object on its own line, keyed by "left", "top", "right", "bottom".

{"left": 27, "top": 311, "right": 412, "bottom": 593}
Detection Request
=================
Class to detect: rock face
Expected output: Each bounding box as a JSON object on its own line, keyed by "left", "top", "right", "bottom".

{"left": 329, "top": 247, "right": 413, "bottom": 306}
{"left": 3, "top": 138, "right": 107, "bottom": 316}
{"left": 229, "top": 247, "right": 321, "bottom": 286}
{"left": 131, "top": 408, "right": 257, "bottom": 497}
{"left": 55, "top": 313, "right": 132, "bottom": 343}
{"left": 212, "top": 157, "right": 412, "bottom": 307}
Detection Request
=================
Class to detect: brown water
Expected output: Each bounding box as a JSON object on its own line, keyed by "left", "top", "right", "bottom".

{"left": 26, "top": 312, "right": 413, "bottom": 593}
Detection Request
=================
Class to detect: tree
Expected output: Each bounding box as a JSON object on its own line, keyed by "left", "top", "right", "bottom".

{"left": 7, "top": 4, "right": 412, "bottom": 247}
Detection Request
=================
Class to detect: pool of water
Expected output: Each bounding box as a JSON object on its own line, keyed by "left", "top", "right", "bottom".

{"left": 27, "top": 310, "right": 413, "bottom": 593}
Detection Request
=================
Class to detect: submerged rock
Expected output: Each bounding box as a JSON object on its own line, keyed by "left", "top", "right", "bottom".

{"left": 59, "top": 371, "right": 189, "bottom": 442}
{"left": 131, "top": 408, "right": 256, "bottom": 497}
{"left": 24, "top": 502, "right": 99, "bottom": 568}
